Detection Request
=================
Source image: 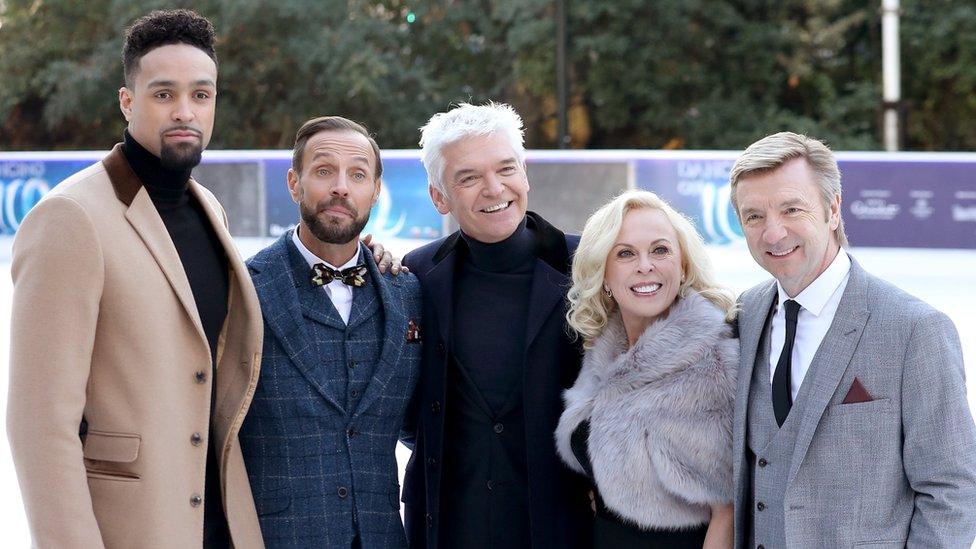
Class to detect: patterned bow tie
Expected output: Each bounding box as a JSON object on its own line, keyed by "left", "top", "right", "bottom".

{"left": 311, "top": 263, "right": 367, "bottom": 288}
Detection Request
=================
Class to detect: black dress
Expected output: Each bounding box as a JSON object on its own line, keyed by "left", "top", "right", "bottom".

{"left": 571, "top": 420, "right": 708, "bottom": 548}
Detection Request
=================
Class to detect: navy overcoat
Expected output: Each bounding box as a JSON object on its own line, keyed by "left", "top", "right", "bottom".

{"left": 401, "top": 212, "right": 593, "bottom": 549}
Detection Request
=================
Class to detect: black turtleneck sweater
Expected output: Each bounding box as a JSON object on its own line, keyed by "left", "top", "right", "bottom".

{"left": 122, "top": 131, "right": 231, "bottom": 548}
{"left": 453, "top": 217, "right": 535, "bottom": 412}
{"left": 441, "top": 217, "right": 536, "bottom": 549}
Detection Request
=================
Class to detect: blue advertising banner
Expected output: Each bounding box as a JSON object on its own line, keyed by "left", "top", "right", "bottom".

{"left": 262, "top": 153, "right": 443, "bottom": 240}
{"left": 0, "top": 155, "right": 100, "bottom": 234}
{"left": 3, "top": 149, "right": 975, "bottom": 249}
{"left": 633, "top": 152, "right": 976, "bottom": 249}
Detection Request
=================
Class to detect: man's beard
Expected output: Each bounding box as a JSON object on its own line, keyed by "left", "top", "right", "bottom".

{"left": 300, "top": 198, "right": 371, "bottom": 245}
{"left": 159, "top": 140, "right": 203, "bottom": 170}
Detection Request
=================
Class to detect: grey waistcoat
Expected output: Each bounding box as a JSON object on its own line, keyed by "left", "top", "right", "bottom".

{"left": 746, "top": 318, "right": 811, "bottom": 549}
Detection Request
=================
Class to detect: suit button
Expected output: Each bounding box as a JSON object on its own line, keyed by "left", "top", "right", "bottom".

{"left": 190, "top": 432, "right": 203, "bottom": 446}
{"left": 348, "top": 361, "right": 357, "bottom": 370}
{"left": 436, "top": 343, "right": 445, "bottom": 357}
{"left": 427, "top": 457, "right": 437, "bottom": 467}
{"left": 351, "top": 389, "right": 360, "bottom": 398}
{"left": 347, "top": 427, "right": 358, "bottom": 437}
{"left": 493, "top": 423, "right": 504, "bottom": 434}
{"left": 194, "top": 370, "right": 207, "bottom": 384}
{"left": 190, "top": 494, "right": 202, "bottom": 507}
{"left": 757, "top": 501, "right": 766, "bottom": 511}
{"left": 338, "top": 486, "right": 349, "bottom": 499}
{"left": 486, "top": 480, "right": 494, "bottom": 491}
{"left": 758, "top": 458, "right": 768, "bottom": 468}
{"left": 431, "top": 401, "right": 441, "bottom": 414}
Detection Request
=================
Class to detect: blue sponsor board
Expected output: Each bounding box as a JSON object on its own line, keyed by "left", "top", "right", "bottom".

{"left": 0, "top": 157, "right": 98, "bottom": 234}
{"left": 3, "top": 150, "right": 975, "bottom": 249}
{"left": 634, "top": 154, "right": 742, "bottom": 245}
{"left": 262, "top": 153, "right": 442, "bottom": 240}
{"left": 634, "top": 153, "right": 976, "bottom": 249}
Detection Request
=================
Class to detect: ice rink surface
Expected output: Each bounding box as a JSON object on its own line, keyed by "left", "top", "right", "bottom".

{"left": 0, "top": 238, "right": 973, "bottom": 546}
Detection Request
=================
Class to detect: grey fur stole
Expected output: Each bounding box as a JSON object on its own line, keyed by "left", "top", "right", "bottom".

{"left": 555, "top": 291, "right": 738, "bottom": 529}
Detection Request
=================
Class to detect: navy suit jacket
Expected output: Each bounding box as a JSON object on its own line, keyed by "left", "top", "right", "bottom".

{"left": 400, "top": 212, "right": 593, "bottom": 549}
{"left": 240, "top": 233, "right": 422, "bottom": 548}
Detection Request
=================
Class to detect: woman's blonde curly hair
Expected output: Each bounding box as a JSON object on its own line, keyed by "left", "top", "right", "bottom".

{"left": 567, "top": 190, "right": 736, "bottom": 348}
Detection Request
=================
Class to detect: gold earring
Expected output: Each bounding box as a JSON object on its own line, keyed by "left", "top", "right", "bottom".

{"left": 604, "top": 286, "right": 613, "bottom": 298}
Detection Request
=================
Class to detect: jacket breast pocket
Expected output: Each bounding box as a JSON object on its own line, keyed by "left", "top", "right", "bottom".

{"left": 83, "top": 430, "right": 141, "bottom": 481}
{"left": 829, "top": 398, "right": 892, "bottom": 416}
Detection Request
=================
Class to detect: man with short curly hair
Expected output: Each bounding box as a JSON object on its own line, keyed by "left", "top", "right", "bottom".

{"left": 7, "top": 9, "right": 265, "bottom": 548}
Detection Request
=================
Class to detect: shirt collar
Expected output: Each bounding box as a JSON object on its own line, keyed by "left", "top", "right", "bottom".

{"left": 776, "top": 248, "right": 851, "bottom": 317}
{"left": 291, "top": 226, "right": 361, "bottom": 271}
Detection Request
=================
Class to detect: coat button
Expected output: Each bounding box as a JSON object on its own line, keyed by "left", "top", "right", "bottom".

{"left": 486, "top": 480, "right": 494, "bottom": 491}
{"left": 351, "top": 389, "right": 360, "bottom": 398}
{"left": 347, "top": 427, "right": 358, "bottom": 438}
{"left": 194, "top": 370, "right": 207, "bottom": 384}
{"left": 337, "top": 486, "right": 349, "bottom": 499}
{"left": 427, "top": 457, "right": 437, "bottom": 467}
{"left": 348, "top": 360, "right": 357, "bottom": 369}
{"left": 431, "top": 401, "right": 441, "bottom": 414}
{"left": 190, "top": 432, "right": 203, "bottom": 446}
{"left": 758, "top": 458, "right": 768, "bottom": 468}
{"left": 493, "top": 422, "right": 504, "bottom": 434}
{"left": 757, "top": 501, "right": 766, "bottom": 511}
{"left": 190, "top": 494, "right": 202, "bottom": 507}
{"left": 426, "top": 513, "right": 433, "bottom": 527}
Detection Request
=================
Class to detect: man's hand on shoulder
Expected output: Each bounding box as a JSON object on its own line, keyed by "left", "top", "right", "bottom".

{"left": 362, "top": 233, "right": 408, "bottom": 275}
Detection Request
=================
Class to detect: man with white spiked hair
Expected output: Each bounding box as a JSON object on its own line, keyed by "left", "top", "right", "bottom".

{"left": 400, "top": 102, "right": 593, "bottom": 549}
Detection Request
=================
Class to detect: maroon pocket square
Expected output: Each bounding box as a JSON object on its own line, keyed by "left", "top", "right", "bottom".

{"left": 405, "top": 319, "right": 422, "bottom": 343}
{"left": 841, "top": 377, "right": 874, "bottom": 404}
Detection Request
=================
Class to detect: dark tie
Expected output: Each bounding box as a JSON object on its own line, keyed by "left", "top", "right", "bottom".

{"left": 772, "top": 299, "right": 801, "bottom": 427}
{"left": 311, "top": 263, "right": 367, "bottom": 288}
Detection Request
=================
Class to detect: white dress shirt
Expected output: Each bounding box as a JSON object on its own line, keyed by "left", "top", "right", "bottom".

{"left": 292, "top": 227, "right": 360, "bottom": 325}
{"left": 768, "top": 249, "right": 852, "bottom": 400}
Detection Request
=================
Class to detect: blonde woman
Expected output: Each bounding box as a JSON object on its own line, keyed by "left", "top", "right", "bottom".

{"left": 555, "top": 190, "right": 738, "bottom": 548}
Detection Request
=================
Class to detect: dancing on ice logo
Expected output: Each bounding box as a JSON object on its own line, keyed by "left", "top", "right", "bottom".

{"left": 0, "top": 162, "right": 51, "bottom": 234}
{"left": 675, "top": 161, "right": 743, "bottom": 244}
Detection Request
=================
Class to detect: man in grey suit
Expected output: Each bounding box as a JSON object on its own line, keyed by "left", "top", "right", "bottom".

{"left": 728, "top": 131, "right": 976, "bottom": 548}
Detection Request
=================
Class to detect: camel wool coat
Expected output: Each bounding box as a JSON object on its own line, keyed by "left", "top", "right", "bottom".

{"left": 7, "top": 145, "right": 265, "bottom": 548}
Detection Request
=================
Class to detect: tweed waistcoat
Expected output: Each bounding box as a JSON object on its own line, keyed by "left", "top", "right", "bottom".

{"left": 241, "top": 236, "right": 419, "bottom": 549}
{"left": 747, "top": 317, "right": 810, "bottom": 549}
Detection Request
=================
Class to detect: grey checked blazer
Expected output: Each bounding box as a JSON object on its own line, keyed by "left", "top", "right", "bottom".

{"left": 732, "top": 257, "right": 976, "bottom": 548}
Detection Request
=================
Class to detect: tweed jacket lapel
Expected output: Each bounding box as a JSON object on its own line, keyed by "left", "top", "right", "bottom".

{"left": 787, "top": 258, "right": 870, "bottom": 486}
{"left": 251, "top": 233, "right": 345, "bottom": 412}
{"left": 346, "top": 246, "right": 381, "bottom": 332}
{"left": 101, "top": 144, "right": 207, "bottom": 351}
{"left": 352, "top": 244, "right": 410, "bottom": 418}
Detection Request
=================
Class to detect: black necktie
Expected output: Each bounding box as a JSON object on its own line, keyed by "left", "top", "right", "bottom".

{"left": 311, "top": 263, "right": 367, "bottom": 288}
{"left": 772, "top": 299, "right": 801, "bottom": 427}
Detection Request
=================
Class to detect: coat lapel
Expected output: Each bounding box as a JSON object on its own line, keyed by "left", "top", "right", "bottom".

{"left": 732, "top": 281, "right": 776, "bottom": 484}
{"left": 787, "top": 259, "right": 870, "bottom": 486}
{"left": 252, "top": 235, "right": 345, "bottom": 413}
{"left": 353, "top": 248, "right": 409, "bottom": 417}
{"left": 524, "top": 259, "right": 568, "bottom": 352}
{"left": 101, "top": 145, "right": 207, "bottom": 351}
{"left": 424, "top": 241, "right": 459, "bottom": 352}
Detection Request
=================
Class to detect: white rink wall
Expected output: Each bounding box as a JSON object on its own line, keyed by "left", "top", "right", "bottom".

{"left": 1, "top": 238, "right": 974, "bottom": 547}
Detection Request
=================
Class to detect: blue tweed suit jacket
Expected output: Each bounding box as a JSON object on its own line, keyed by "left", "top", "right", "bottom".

{"left": 240, "top": 232, "right": 422, "bottom": 548}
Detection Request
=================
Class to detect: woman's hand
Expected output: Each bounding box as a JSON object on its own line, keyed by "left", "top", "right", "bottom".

{"left": 702, "top": 503, "right": 733, "bottom": 549}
